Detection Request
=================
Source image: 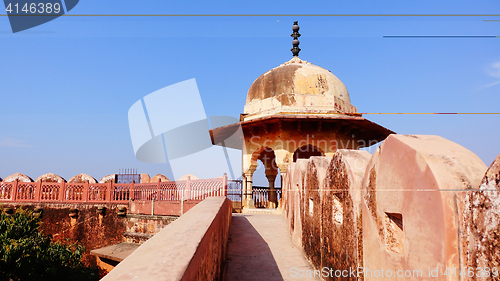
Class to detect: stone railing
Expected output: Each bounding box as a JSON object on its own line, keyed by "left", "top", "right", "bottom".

{"left": 101, "top": 197, "right": 232, "bottom": 281}
{"left": 252, "top": 187, "right": 282, "bottom": 208}
{"left": 0, "top": 175, "right": 227, "bottom": 204}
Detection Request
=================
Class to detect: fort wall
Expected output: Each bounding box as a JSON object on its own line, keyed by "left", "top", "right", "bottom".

{"left": 283, "top": 134, "right": 492, "bottom": 280}
{"left": 101, "top": 197, "right": 232, "bottom": 281}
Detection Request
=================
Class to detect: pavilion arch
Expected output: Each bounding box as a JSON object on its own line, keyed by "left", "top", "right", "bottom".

{"left": 248, "top": 146, "right": 278, "bottom": 174}
{"left": 243, "top": 146, "right": 281, "bottom": 208}
{"left": 292, "top": 144, "right": 324, "bottom": 162}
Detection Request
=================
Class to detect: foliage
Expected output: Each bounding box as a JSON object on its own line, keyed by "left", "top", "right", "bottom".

{"left": 0, "top": 208, "right": 98, "bottom": 281}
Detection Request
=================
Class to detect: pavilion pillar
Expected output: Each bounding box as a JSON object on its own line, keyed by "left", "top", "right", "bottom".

{"left": 276, "top": 156, "right": 290, "bottom": 211}
{"left": 242, "top": 175, "right": 247, "bottom": 204}
{"left": 280, "top": 171, "right": 287, "bottom": 210}
{"left": 243, "top": 172, "right": 255, "bottom": 209}
{"left": 266, "top": 174, "right": 277, "bottom": 209}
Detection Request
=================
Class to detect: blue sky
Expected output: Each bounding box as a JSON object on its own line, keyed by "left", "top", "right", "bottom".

{"left": 1, "top": 0, "right": 499, "bottom": 186}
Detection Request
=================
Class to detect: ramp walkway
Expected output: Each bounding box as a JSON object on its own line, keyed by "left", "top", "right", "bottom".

{"left": 224, "top": 212, "right": 320, "bottom": 281}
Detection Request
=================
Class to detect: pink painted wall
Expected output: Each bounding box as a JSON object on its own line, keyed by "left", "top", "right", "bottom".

{"left": 362, "top": 135, "right": 486, "bottom": 281}
{"left": 101, "top": 197, "right": 232, "bottom": 281}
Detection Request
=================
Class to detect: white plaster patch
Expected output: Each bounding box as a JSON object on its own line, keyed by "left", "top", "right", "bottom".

{"left": 332, "top": 195, "right": 343, "bottom": 225}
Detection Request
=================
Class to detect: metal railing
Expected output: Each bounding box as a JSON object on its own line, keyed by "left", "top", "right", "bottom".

{"left": 226, "top": 180, "right": 243, "bottom": 202}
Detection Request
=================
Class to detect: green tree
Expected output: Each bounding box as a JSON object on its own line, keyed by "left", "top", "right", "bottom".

{"left": 0, "top": 208, "right": 98, "bottom": 281}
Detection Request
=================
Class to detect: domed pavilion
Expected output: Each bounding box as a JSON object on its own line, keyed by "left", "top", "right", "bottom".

{"left": 211, "top": 21, "right": 395, "bottom": 209}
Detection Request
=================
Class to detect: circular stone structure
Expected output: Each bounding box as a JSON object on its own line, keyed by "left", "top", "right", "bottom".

{"left": 244, "top": 57, "right": 356, "bottom": 119}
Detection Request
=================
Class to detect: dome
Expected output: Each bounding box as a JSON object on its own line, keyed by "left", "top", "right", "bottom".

{"left": 244, "top": 57, "right": 356, "bottom": 118}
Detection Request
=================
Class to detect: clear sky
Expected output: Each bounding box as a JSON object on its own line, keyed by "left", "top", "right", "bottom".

{"left": 1, "top": 0, "right": 499, "bottom": 186}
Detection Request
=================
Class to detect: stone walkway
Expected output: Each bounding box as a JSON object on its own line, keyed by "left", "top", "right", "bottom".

{"left": 223, "top": 213, "right": 321, "bottom": 281}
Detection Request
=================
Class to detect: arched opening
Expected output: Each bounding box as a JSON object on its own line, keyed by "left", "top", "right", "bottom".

{"left": 249, "top": 147, "right": 281, "bottom": 209}
{"left": 293, "top": 145, "right": 324, "bottom": 162}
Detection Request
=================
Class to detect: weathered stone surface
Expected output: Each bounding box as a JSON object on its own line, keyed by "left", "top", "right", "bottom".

{"left": 1, "top": 202, "right": 180, "bottom": 277}
{"left": 461, "top": 153, "right": 500, "bottom": 281}
{"left": 91, "top": 242, "right": 139, "bottom": 274}
{"left": 150, "top": 173, "right": 170, "bottom": 182}
{"left": 301, "top": 156, "right": 330, "bottom": 269}
{"left": 3, "top": 172, "right": 33, "bottom": 182}
{"left": 244, "top": 57, "right": 355, "bottom": 117}
{"left": 99, "top": 174, "right": 117, "bottom": 183}
{"left": 247, "top": 64, "right": 301, "bottom": 103}
{"left": 285, "top": 159, "right": 309, "bottom": 248}
{"left": 123, "top": 214, "right": 177, "bottom": 244}
{"left": 140, "top": 173, "right": 150, "bottom": 183}
{"left": 362, "top": 135, "right": 487, "bottom": 281}
{"left": 284, "top": 150, "right": 369, "bottom": 280}
{"left": 90, "top": 242, "right": 139, "bottom": 263}
{"left": 178, "top": 173, "right": 198, "bottom": 181}
{"left": 68, "top": 173, "right": 97, "bottom": 183}
{"left": 35, "top": 173, "right": 66, "bottom": 183}
{"left": 321, "top": 150, "right": 371, "bottom": 280}
{"left": 282, "top": 134, "right": 493, "bottom": 280}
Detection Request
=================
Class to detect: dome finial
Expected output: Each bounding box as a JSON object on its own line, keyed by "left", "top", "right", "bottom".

{"left": 291, "top": 21, "right": 301, "bottom": 57}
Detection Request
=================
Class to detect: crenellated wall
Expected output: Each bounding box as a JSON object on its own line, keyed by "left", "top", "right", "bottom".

{"left": 0, "top": 172, "right": 173, "bottom": 184}
{"left": 283, "top": 134, "right": 494, "bottom": 280}
{"left": 284, "top": 150, "right": 370, "bottom": 281}
{"left": 361, "top": 135, "right": 486, "bottom": 281}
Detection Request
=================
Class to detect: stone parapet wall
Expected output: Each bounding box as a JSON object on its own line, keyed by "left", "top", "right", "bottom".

{"left": 102, "top": 197, "right": 232, "bottom": 281}
{"left": 284, "top": 150, "right": 370, "bottom": 281}
{"left": 460, "top": 153, "right": 500, "bottom": 281}
{"left": 361, "top": 135, "right": 486, "bottom": 281}
{"left": 283, "top": 134, "right": 493, "bottom": 280}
